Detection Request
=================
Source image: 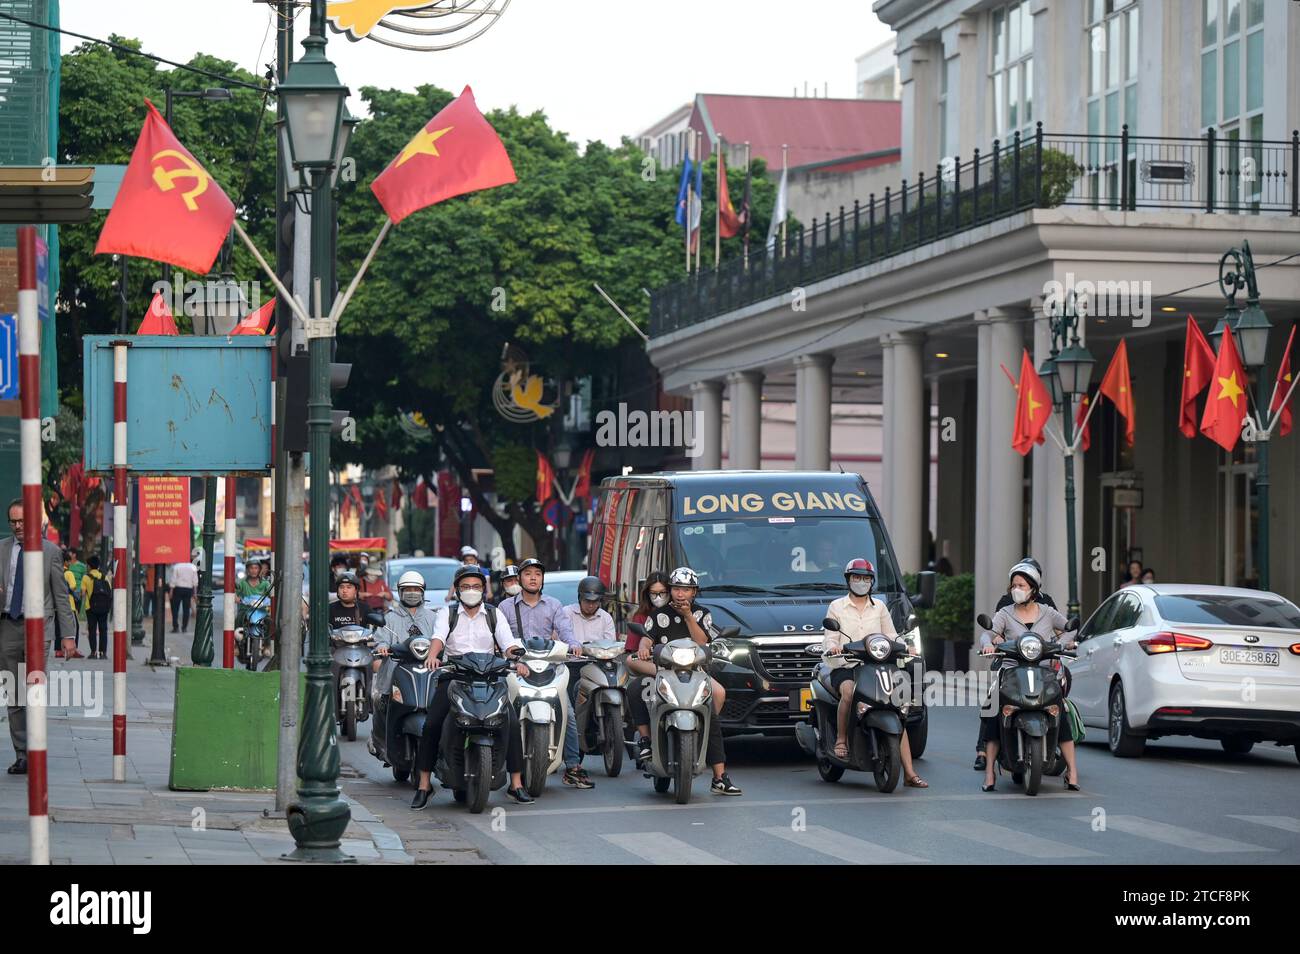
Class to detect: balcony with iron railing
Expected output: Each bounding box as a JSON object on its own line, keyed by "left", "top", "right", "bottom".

{"left": 649, "top": 123, "right": 1300, "bottom": 338}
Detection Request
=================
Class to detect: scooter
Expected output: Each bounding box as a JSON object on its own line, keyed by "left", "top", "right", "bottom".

{"left": 331, "top": 610, "right": 385, "bottom": 742}
{"left": 234, "top": 594, "right": 271, "bottom": 671}
{"left": 507, "top": 636, "right": 573, "bottom": 797}
{"left": 435, "top": 651, "right": 517, "bottom": 814}
{"left": 976, "top": 612, "right": 1078, "bottom": 796}
{"left": 629, "top": 622, "right": 732, "bottom": 805}
{"left": 795, "top": 617, "right": 912, "bottom": 793}
{"left": 575, "top": 639, "right": 631, "bottom": 777}
{"left": 370, "top": 629, "right": 438, "bottom": 786}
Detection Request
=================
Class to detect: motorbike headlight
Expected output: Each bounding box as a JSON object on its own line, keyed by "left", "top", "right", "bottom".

{"left": 656, "top": 679, "right": 676, "bottom": 705}
{"left": 690, "top": 681, "right": 711, "bottom": 708}
{"left": 409, "top": 638, "right": 431, "bottom": 661}
{"left": 527, "top": 660, "right": 550, "bottom": 675}
{"left": 867, "top": 635, "right": 892, "bottom": 661}
{"left": 1020, "top": 635, "right": 1043, "bottom": 662}
{"left": 391, "top": 686, "right": 403, "bottom": 704}
{"left": 671, "top": 647, "right": 697, "bottom": 668}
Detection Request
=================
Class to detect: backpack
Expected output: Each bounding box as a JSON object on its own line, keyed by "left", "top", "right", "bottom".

{"left": 89, "top": 573, "right": 113, "bottom": 614}
{"left": 446, "top": 602, "right": 501, "bottom": 653}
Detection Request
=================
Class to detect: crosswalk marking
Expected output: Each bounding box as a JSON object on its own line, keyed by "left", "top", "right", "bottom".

{"left": 1074, "top": 815, "right": 1272, "bottom": 853}
{"left": 602, "top": 832, "right": 735, "bottom": 865}
{"left": 1228, "top": 815, "right": 1300, "bottom": 834}
{"left": 930, "top": 819, "right": 1101, "bottom": 857}
{"left": 467, "top": 818, "right": 553, "bottom": 864}
{"left": 760, "top": 825, "right": 928, "bottom": 864}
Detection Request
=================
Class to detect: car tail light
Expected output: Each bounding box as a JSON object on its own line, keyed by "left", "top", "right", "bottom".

{"left": 1139, "top": 631, "right": 1214, "bottom": 654}
{"left": 1289, "top": 643, "right": 1300, "bottom": 656}
{"left": 1154, "top": 707, "right": 1193, "bottom": 716}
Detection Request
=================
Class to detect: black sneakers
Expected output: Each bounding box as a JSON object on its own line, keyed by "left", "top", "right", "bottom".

{"left": 410, "top": 788, "right": 431, "bottom": 810}
{"left": 710, "top": 774, "right": 742, "bottom": 796}
{"left": 506, "top": 786, "right": 534, "bottom": 804}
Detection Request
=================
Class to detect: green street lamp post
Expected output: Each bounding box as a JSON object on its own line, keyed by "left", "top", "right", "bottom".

{"left": 1215, "top": 241, "right": 1272, "bottom": 590}
{"left": 1046, "top": 291, "right": 1095, "bottom": 620}
{"left": 280, "top": 0, "right": 352, "bottom": 861}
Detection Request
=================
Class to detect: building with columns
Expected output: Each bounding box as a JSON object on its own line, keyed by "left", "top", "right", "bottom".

{"left": 647, "top": 0, "right": 1300, "bottom": 632}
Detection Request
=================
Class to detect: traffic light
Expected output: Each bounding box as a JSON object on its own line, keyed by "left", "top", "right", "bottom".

{"left": 281, "top": 338, "right": 351, "bottom": 452}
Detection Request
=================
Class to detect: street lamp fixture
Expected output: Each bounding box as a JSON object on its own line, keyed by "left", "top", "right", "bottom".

{"left": 278, "top": 38, "right": 349, "bottom": 172}
{"left": 1055, "top": 337, "right": 1095, "bottom": 397}
{"left": 279, "top": 107, "right": 358, "bottom": 197}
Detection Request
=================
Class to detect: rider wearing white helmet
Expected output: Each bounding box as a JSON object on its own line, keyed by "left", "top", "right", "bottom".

{"left": 375, "top": 570, "right": 439, "bottom": 669}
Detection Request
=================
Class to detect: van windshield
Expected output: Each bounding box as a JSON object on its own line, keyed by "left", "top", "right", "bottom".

{"left": 675, "top": 517, "right": 899, "bottom": 594}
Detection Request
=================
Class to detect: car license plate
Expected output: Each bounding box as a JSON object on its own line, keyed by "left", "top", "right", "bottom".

{"left": 1219, "top": 648, "right": 1279, "bottom": 667}
{"left": 795, "top": 688, "right": 812, "bottom": 711}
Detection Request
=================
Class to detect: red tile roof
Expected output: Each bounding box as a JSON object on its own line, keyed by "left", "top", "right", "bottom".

{"left": 690, "top": 94, "right": 901, "bottom": 171}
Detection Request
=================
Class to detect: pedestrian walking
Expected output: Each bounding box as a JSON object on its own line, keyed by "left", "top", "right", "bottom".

{"left": 170, "top": 557, "right": 199, "bottom": 632}
{"left": 0, "top": 499, "right": 77, "bottom": 774}
{"left": 82, "top": 556, "right": 112, "bottom": 659}
{"left": 59, "top": 551, "right": 83, "bottom": 659}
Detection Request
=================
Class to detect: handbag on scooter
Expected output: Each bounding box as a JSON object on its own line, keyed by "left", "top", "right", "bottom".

{"left": 1065, "top": 698, "right": 1086, "bottom": 743}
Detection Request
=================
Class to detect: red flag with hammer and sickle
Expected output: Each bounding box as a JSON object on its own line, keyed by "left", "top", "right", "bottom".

{"left": 95, "top": 99, "right": 235, "bottom": 274}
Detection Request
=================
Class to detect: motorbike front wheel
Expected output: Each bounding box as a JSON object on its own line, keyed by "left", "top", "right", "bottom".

{"left": 674, "top": 730, "right": 696, "bottom": 804}
{"left": 653, "top": 775, "right": 671, "bottom": 793}
{"left": 467, "top": 745, "right": 492, "bottom": 814}
{"left": 524, "top": 722, "right": 550, "bottom": 797}
{"left": 872, "top": 732, "right": 902, "bottom": 793}
{"left": 601, "top": 708, "right": 624, "bottom": 778}
{"left": 343, "top": 699, "right": 357, "bottom": 742}
{"left": 245, "top": 642, "right": 258, "bottom": 671}
{"left": 1024, "top": 734, "right": 1044, "bottom": 796}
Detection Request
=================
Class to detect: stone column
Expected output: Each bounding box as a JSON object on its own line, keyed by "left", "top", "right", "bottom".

{"left": 726, "top": 370, "right": 764, "bottom": 470}
{"left": 879, "top": 336, "right": 896, "bottom": 527}
{"left": 794, "top": 354, "right": 834, "bottom": 470}
{"left": 888, "top": 333, "right": 925, "bottom": 573}
{"left": 689, "top": 379, "right": 724, "bottom": 470}
{"left": 981, "top": 308, "right": 1026, "bottom": 614}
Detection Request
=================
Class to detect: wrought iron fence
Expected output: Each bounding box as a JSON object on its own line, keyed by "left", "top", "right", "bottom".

{"left": 650, "top": 123, "right": 1300, "bottom": 338}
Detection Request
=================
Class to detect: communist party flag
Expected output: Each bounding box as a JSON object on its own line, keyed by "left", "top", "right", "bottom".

{"left": 95, "top": 100, "right": 235, "bottom": 274}
{"left": 718, "top": 151, "right": 743, "bottom": 239}
{"left": 535, "top": 452, "right": 555, "bottom": 506}
{"left": 137, "top": 292, "right": 179, "bottom": 335}
{"left": 1011, "top": 349, "right": 1052, "bottom": 455}
{"left": 1074, "top": 392, "right": 1092, "bottom": 452}
{"left": 1200, "top": 325, "right": 1248, "bottom": 452}
{"left": 230, "top": 298, "right": 274, "bottom": 336}
{"left": 1179, "top": 315, "right": 1216, "bottom": 438}
{"left": 370, "top": 86, "right": 517, "bottom": 225}
{"left": 1099, "top": 339, "right": 1136, "bottom": 445}
{"left": 1268, "top": 323, "right": 1296, "bottom": 438}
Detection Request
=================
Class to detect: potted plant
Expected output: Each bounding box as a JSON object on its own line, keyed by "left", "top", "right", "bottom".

{"left": 905, "top": 572, "right": 975, "bottom": 671}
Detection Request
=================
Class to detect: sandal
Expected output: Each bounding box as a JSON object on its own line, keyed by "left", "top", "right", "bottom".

{"left": 832, "top": 740, "right": 849, "bottom": 759}
{"left": 904, "top": 775, "right": 928, "bottom": 788}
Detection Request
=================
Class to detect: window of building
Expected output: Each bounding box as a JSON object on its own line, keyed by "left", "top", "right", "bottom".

{"left": 1085, "top": 0, "right": 1139, "bottom": 208}
{"left": 990, "top": 0, "right": 1034, "bottom": 142}
{"left": 1201, "top": 0, "right": 1265, "bottom": 209}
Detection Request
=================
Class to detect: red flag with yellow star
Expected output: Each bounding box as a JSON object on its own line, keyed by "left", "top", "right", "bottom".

{"left": 370, "top": 86, "right": 517, "bottom": 225}
{"left": 230, "top": 298, "right": 274, "bottom": 336}
{"left": 1268, "top": 323, "right": 1295, "bottom": 437}
{"left": 1074, "top": 391, "right": 1092, "bottom": 452}
{"left": 95, "top": 100, "right": 236, "bottom": 274}
{"left": 1179, "top": 315, "right": 1216, "bottom": 438}
{"left": 1099, "top": 339, "right": 1136, "bottom": 445}
{"left": 1200, "top": 326, "right": 1248, "bottom": 452}
{"left": 1011, "top": 349, "right": 1052, "bottom": 456}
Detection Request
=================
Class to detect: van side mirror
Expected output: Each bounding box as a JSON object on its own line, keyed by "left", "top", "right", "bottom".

{"left": 976, "top": 613, "right": 993, "bottom": 631}
{"left": 822, "top": 617, "right": 840, "bottom": 632}
{"left": 910, "top": 570, "right": 937, "bottom": 609}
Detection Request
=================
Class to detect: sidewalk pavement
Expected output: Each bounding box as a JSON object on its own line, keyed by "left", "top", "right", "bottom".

{"left": 0, "top": 616, "right": 484, "bottom": 864}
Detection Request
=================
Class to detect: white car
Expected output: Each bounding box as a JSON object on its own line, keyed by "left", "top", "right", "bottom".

{"left": 1066, "top": 584, "right": 1300, "bottom": 761}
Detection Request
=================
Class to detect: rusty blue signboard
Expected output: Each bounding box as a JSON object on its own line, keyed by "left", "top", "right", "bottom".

{"left": 83, "top": 335, "right": 272, "bottom": 475}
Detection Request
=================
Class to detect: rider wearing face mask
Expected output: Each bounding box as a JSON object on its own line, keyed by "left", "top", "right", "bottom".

{"left": 822, "top": 559, "right": 928, "bottom": 789}
{"left": 373, "top": 570, "right": 438, "bottom": 670}
{"left": 493, "top": 564, "right": 522, "bottom": 606}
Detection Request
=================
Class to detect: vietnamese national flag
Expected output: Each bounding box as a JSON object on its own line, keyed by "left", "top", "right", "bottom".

{"left": 1074, "top": 392, "right": 1092, "bottom": 452}
{"left": 1179, "top": 315, "right": 1216, "bottom": 438}
{"left": 230, "top": 298, "right": 274, "bottom": 336}
{"left": 95, "top": 100, "right": 236, "bottom": 274}
{"left": 391, "top": 479, "right": 403, "bottom": 512}
{"left": 370, "top": 86, "right": 517, "bottom": 225}
{"left": 1099, "top": 339, "right": 1136, "bottom": 446}
{"left": 536, "top": 451, "right": 555, "bottom": 506}
{"left": 572, "top": 448, "right": 596, "bottom": 500}
{"left": 413, "top": 476, "right": 430, "bottom": 511}
{"left": 718, "top": 151, "right": 743, "bottom": 239}
{"left": 1200, "top": 325, "right": 1249, "bottom": 452}
{"left": 375, "top": 486, "right": 389, "bottom": 520}
{"left": 137, "top": 292, "right": 179, "bottom": 335}
{"left": 1268, "top": 323, "right": 1296, "bottom": 437}
{"left": 1011, "top": 349, "right": 1052, "bottom": 455}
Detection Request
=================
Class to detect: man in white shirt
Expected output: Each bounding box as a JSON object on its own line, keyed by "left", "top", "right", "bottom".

{"left": 411, "top": 565, "right": 531, "bottom": 809}
{"left": 821, "top": 558, "right": 927, "bottom": 788}
{"left": 562, "top": 576, "right": 616, "bottom": 645}
{"left": 169, "top": 557, "right": 200, "bottom": 633}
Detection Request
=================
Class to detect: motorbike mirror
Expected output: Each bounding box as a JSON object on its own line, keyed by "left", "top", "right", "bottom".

{"left": 366, "top": 611, "right": 386, "bottom": 628}
{"left": 1065, "top": 615, "right": 1081, "bottom": 632}
{"left": 717, "top": 625, "right": 740, "bottom": 639}
{"left": 910, "top": 570, "right": 937, "bottom": 609}
{"left": 906, "top": 612, "right": 919, "bottom": 631}
{"left": 627, "top": 622, "right": 649, "bottom": 639}
{"left": 822, "top": 617, "right": 840, "bottom": 632}
{"left": 976, "top": 613, "right": 993, "bottom": 631}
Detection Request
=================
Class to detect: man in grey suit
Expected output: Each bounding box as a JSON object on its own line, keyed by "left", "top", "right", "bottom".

{"left": 0, "top": 499, "right": 77, "bottom": 774}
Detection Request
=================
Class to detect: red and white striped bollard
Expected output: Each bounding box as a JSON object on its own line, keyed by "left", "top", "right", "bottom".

{"left": 112, "top": 341, "right": 128, "bottom": 782}
{"left": 223, "top": 476, "right": 235, "bottom": 668}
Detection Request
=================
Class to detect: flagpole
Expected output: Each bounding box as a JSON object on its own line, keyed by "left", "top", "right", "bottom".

{"left": 695, "top": 129, "right": 702, "bottom": 274}
{"left": 1265, "top": 364, "right": 1300, "bottom": 436}
{"left": 743, "top": 140, "right": 751, "bottom": 272}
{"left": 328, "top": 217, "right": 393, "bottom": 324}
{"left": 684, "top": 132, "right": 692, "bottom": 275}
{"left": 780, "top": 143, "right": 788, "bottom": 258}
{"left": 232, "top": 220, "right": 312, "bottom": 327}
{"left": 715, "top": 136, "right": 723, "bottom": 269}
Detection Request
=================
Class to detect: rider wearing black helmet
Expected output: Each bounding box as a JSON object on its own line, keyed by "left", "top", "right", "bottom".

{"left": 329, "top": 572, "right": 365, "bottom": 627}
{"left": 563, "top": 576, "right": 616, "bottom": 645}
